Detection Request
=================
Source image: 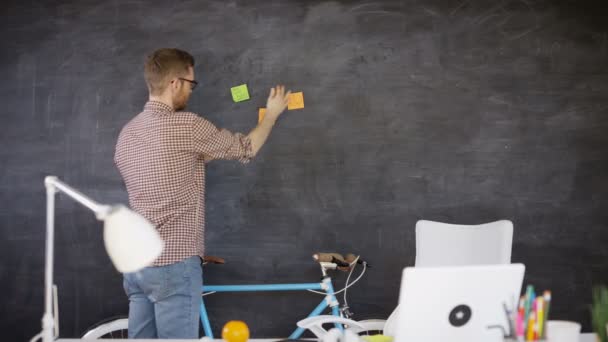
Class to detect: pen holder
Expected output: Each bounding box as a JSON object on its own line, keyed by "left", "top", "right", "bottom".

{"left": 545, "top": 320, "right": 581, "bottom": 342}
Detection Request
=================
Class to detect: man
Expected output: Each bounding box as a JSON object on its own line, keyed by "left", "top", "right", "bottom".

{"left": 114, "top": 48, "right": 290, "bottom": 338}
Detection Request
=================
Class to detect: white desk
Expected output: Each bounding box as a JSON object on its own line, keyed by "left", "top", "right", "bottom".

{"left": 56, "top": 334, "right": 597, "bottom": 341}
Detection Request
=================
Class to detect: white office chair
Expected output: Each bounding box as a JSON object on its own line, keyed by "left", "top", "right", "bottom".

{"left": 377, "top": 219, "right": 514, "bottom": 336}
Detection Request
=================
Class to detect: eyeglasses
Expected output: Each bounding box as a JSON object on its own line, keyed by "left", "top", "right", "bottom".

{"left": 178, "top": 77, "right": 198, "bottom": 90}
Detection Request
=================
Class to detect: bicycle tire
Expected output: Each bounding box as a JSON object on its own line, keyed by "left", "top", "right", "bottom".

{"left": 81, "top": 316, "right": 128, "bottom": 339}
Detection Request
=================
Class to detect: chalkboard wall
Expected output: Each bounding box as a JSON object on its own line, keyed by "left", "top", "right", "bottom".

{"left": 1, "top": 0, "right": 607, "bottom": 340}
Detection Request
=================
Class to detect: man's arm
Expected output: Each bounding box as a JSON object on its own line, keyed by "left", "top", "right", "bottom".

{"left": 247, "top": 85, "right": 290, "bottom": 156}
{"left": 190, "top": 85, "right": 290, "bottom": 162}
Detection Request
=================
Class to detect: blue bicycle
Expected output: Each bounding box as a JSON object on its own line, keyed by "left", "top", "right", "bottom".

{"left": 82, "top": 252, "right": 373, "bottom": 339}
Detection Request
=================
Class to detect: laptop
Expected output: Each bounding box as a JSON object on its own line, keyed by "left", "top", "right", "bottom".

{"left": 394, "top": 264, "right": 525, "bottom": 342}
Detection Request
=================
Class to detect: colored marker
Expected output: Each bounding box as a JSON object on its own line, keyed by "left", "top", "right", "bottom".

{"left": 541, "top": 291, "right": 551, "bottom": 339}
{"left": 526, "top": 311, "right": 536, "bottom": 341}
{"left": 516, "top": 298, "right": 525, "bottom": 340}
{"left": 536, "top": 297, "right": 545, "bottom": 339}
{"left": 528, "top": 288, "right": 536, "bottom": 334}
{"left": 523, "top": 285, "right": 534, "bottom": 331}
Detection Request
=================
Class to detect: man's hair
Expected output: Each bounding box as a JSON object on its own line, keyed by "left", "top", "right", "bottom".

{"left": 144, "top": 48, "right": 195, "bottom": 95}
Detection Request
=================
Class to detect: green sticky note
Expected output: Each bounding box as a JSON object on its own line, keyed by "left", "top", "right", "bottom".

{"left": 231, "top": 84, "right": 250, "bottom": 102}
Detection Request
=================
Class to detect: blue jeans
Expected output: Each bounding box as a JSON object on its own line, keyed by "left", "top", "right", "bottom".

{"left": 123, "top": 256, "right": 202, "bottom": 339}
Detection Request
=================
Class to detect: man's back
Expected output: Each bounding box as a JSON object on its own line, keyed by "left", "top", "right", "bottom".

{"left": 116, "top": 100, "right": 256, "bottom": 266}
{"left": 115, "top": 101, "right": 208, "bottom": 266}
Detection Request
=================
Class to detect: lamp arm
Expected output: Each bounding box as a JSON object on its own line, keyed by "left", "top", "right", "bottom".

{"left": 44, "top": 176, "right": 112, "bottom": 219}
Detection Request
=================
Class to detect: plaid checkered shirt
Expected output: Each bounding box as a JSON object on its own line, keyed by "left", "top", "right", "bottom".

{"left": 114, "top": 101, "right": 253, "bottom": 266}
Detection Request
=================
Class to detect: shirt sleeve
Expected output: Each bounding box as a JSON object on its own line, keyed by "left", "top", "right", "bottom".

{"left": 191, "top": 115, "right": 253, "bottom": 163}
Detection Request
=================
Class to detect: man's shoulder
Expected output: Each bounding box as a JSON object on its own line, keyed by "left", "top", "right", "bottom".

{"left": 174, "top": 110, "right": 206, "bottom": 121}
{"left": 118, "top": 111, "right": 145, "bottom": 134}
{"left": 118, "top": 110, "right": 214, "bottom": 136}
{"left": 123, "top": 110, "right": 200, "bottom": 127}
{"left": 174, "top": 111, "right": 215, "bottom": 127}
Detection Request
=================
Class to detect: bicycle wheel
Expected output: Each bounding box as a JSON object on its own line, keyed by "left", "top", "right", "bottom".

{"left": 81, "top": 316, "right": 128, "bottom": 339}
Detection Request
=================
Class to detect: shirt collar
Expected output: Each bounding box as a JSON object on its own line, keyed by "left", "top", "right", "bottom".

{"left": 144, "top": 101, "right": 174, "bottom": 114}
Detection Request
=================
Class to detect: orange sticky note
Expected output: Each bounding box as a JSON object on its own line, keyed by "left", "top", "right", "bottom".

{"left": 258, "top": 108, "right": 266, "bottom": 123}
{"left": 288, "top": 92, "right": 304, "bottom": 110}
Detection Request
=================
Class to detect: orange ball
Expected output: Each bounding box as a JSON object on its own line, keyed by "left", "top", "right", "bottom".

{"left": 222, "top": 320, "right": 250, "bottom": 342}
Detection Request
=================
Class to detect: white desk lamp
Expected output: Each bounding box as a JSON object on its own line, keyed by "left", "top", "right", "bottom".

{"left": 30, "top": 176, "right": 164, "bottom": 342}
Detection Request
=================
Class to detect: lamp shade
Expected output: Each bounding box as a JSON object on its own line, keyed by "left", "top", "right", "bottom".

{"left": 102, "top": 205, "right": 163, "bottom": 273}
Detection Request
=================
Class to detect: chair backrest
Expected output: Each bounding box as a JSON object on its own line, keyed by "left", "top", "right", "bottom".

{"left": 414, "top": 220, "right": 513, "bottom": 267}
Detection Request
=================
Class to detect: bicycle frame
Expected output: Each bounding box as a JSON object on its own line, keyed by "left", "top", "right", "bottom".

{"left": 199, "top": 277, "right": 341, "bottom": 339}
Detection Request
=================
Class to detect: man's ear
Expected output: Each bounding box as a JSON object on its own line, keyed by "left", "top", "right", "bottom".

{"left": 168, "top": 78, "right": 178, "bottom": 94}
